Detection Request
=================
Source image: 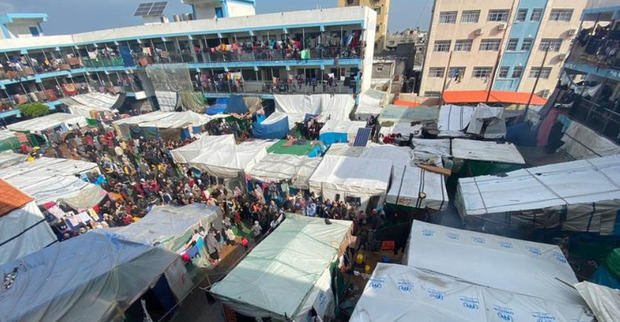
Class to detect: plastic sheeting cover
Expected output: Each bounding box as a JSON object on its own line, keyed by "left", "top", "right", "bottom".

{"left": 0, "top": 201, "right": 56, "bottom": 265}
{"left": 437, "top": 104, "right": 475, "bottom": 137}
{"left": 0, "top": 231, "right": 179, "bottom": 322}
{"left": 247, "top": 154, "right": 322, "bottom": 189}
{"left": 170, "top": 134, "right": 236, "bottom": 164}
{"left": 451, "top": 138, "right": 525, "bottom": 164}
{"left": 378, "top": 105, "right": 439, "bottom": 125}
{"left": 386, "top": 165, "right": 448, "bottom": 210}
{"left": 405, "top": 221, "right": 583, "bottom": 305}
{"left": 274, "top": 94, "right": 355, "bottom": 125}
{"left": 466, "top": 104, "right": 506, "bottom": 139}
{"left": 210, "top": 215, "right": 352, "bottom": 319}
{"left": 188, "top": 140, "right": 273, "bottom": 178}
{"left": 574, "top": 281, "right": 620, "bottom": 322}
{"left": 560, "top": 120, "right": 620, "bottom": 159}
{"left": 354, "top": 89, "right": 386, "bottom": 121}
{"left": 253, "top": 113, "right": 289, "bottom": 139}
{"left": 351, "top": 263, "right": 593, "bottom": 322}
{"left": 7, "top": 113, "right": 88, "bottom": 133}
{"left": 0, "top": 151, "right": 26, "bottom": 169}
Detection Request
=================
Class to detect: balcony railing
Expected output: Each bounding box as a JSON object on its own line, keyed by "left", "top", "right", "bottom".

{"left": 192, "top": 80, "right": 354, "bottom": 95}
{"left": 568, "top": 97, "right": 620, "bottom": 143}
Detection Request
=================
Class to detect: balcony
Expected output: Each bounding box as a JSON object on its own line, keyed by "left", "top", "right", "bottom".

{"left": 191, "top": 80, "right": 354, "bottom": 96}
{"left": 569, "top": 28, "right": 620, "bottom": 73}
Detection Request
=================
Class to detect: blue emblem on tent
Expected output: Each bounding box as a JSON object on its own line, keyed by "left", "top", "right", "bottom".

{"left": 532, "top": 312, "right": 556, "bottom": 322}
{"left": 494, "top": 306, "right": 514, "bottom": 321}
{"left": 397, "top": 280, "right": 413, "bottom": 293}
{"left": 527, "top": 247, "right": 542, "bottom": 256}
{"left": 460, "top": 297, "right": 480, "bottom": 310}
{"left": 446, "top": 232, "right": 459, "bottom": 240}
{"left": 422, "top": 229, "right": 435, "bottom": 237}
{"left": 553, "top": 251, "right": 567, "bottom": 263}
{"left": 427, "top": 288, "right": 444, "bottom": 300}
{"left": 499, "top": 241, "right": 513, "bottom": 249}
{"left": 472, "top": 237, "right": 486, "bottom": 244}
{"left": 370, "top": 278, "right": 384, "bottom": 289}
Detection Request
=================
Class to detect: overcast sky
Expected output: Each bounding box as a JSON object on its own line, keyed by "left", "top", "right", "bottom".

{"left": 0, "top": 0, "right": 432, "bottom": 35}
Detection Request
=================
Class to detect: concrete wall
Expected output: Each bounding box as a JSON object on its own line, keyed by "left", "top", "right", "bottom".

{"left": 226, "top": 1, "right": 256, "bottom": 17}
{"left": 339, "top": 0, "right": 390, "bottom": 51}
{"left": 4, "top": 20, "right": 43, "bottom": 38}
{"left": 360, "top": 7, "right": 377, "bottom": 92}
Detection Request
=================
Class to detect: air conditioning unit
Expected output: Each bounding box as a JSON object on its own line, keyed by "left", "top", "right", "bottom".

{"left": 497, "top": 23, "right": 507, "bottom": 31}
{"left": 473, "top": 28, "right": 484, "bottom": 36}
{"left": 557, "top": 53, "right": 567, "bottom": 60}
{"left": 566, "top": 29, "right": 576, "bottom": 37}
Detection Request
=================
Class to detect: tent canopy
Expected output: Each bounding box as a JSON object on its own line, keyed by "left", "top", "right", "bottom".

{"left": 187, "top": 139, "right": 274, "bottom": 178}
{"left": 309, "top": 154, "right": 392, "bottom": 206}
{"left": 560, "top": 119, "right": 620, "bottom": 160}
{"left": 438, "top": 104, "right": 506, "bottom": 138}
{"left": 253, "top": 112, "right": 290, "bottom": 139}
{"left": 7, "top": 113, "right": 88, "bottom": 133}
{"left": 0, "top": 231, "right": 180, "bottom": 322}
{"left": 274, "top": 94, "right": 355, "bottom": 125}
{"left": 114, "top": 111, "right": 211, "bottom": 128}
{"left": 456, "top": 154, "right": 620, "bottom": 235}
{"left": 170, "top": 134, "right": 236, "bottom": 164}
{"left": 451, "top": 138, "right": 525, "bottom": 164}
{"left": 210, "top": 214, "right": 352, "bottom": 320}
{"left": 63, "top": 92, "right": 120, "bottom": 118}
{"left": 0, "top": 151, "right": 26, "bottom": 169}
{"left": 387, "top": 164, "right": 448, "bottom": 210}
{"left": 0, "top": 157, "right": 102, "bottom": 205}
{"left": 246, "top": 154, "right": 322, "bottom": 189}
{"left": 405, "top": 221, "right": 583, "bottom": 305}
{"left": 108, "top": 203, "right": 220, "bottom": 250}
{"left": 378, "top": 105, "right": 438, "bottom": 125}
{"left": 351, "top": 263, "right": 592, "bottom": 322}
{"left": 354, "top": 89, "right": 386, "bottom": 121}
{"left": 443, "top": 90, "right": 547, "bottom": 105}
{"left": 319, "top": 120, "right": 366, "bottom": 145}
{"left": 574, "top": 281, "right": 620, "bottom": 322}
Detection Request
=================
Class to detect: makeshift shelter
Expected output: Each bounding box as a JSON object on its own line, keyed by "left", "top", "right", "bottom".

{"left": 319, "top": 120, "right": 367, "bottom": 145}
{"left": 0, "top": 179, "right": 56, "bottom": 265}
{"left": 405, "top": 221, "right": 584, "bottom": 305}
{"left": 410, "top": 138, "right": 452, "bottom": 162}
{"left": 386, "top": 164, "right": 448, "bottom": 211}
{"left": 273, "top": 94, "right": 355, "bottom": 125}
{"left": 560, "top": 120, "right": 620, "bottom": 159}
{"left": 205, "top": 98, "right": 229, "bottom": 115}
{"left": 62, "top": 92, "right": 120, "bottom": 118}
{"left": 466, "top": 104, "right": 506, "bottom": 139}
{"left": 351, "top": 263, "right": 592, "bottom": 322}
{"left": 574, "top": 281, "right": 620, "bottom": 322}
{"left": 108, "top": 203, "right": 221, "bottom": 271}
{"left": 253, "top": 112, "right": 290, "bottom": 139}
{"left": 0, "top": 157, "right": 103, "bottom": 206}
{"left": 7, "top": 113, "right": 88, "bottom": 134}
{"left": 437, "top": 104, "right": 474, "bottom": 137}
{"left": 309, "top": 154, "right": 392, "bottom": 207}
{"left": 170, "top": 134, "right": 236, "bottom": 164}
{"left": 377, "top": 105, "right": 438, "bottom": 125}
{"left": 456, "top": 154, "right": 620, "bottom": 235}
{"left": 247, "top": 154, "right": 322, "bottom": 189}
{"left": 0, "top": 130, "right": 22, "bottom": 152}
{"left": 354, "top": 89, "right": 386, "bottom": 121}
{"left": 186, "top": 140, "right": 273, "bottom": 178}
{"left": 224, "top": 95, "right": 248, "bottom": 114}
{"left": 210, "top": 214, "right": 352, "bottom": 321}
{"left": 451, "top": 138, "right": 525, "bottom": 164}
{"left": 114, "top": 111, "right": 211, "bottom": 139}
{"left": 0, "top": 231, "right": 186, "bottom": 322}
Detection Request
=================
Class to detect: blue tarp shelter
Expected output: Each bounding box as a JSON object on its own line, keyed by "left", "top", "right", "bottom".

{"left": 253, "top": 112, "right": 289, "bottom": 139}
{"left": 225, "top": 95, "right": 248, "bottom": 114}
{"left": 205, "top": 97, "right": 229, "bottom": 115}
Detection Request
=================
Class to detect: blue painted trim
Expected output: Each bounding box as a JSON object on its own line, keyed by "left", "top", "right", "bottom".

{"left": 0, "top": 20, "right": 365, "bottom": 53}
{"left": 564, "top": 61, "right": 620, "bottom": 82}
{"left": 0, "top": 109, "right": 20, "bottom": 118}
{"left": 0, "top": 24, "right": 10, "bottom": 38}
{"left": 222, "top": 0, "right": 230, "bottom": 17}
{"left": 0, "top": 13, "right": 48, "bottom": 24}
{"left": 582, "top": 5, "right": 620, "bottom": 16}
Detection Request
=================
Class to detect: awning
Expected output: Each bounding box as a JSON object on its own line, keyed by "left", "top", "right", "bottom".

{"left": 393, "top": 99, "right": 420, "bottom": 107}
{"left": 443, "top": 90, "right": 547, "bottom": 105}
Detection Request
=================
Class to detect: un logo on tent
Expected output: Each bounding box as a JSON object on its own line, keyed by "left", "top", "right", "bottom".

{"left": 553, "top": 251, "right": 567, "bottom": 263}
{"left": 527, "top": 247, "right": 542, "bottom": 256}
{"left": 397, "top": 280, "right": 412, "bottom": 293}
{"left": 422, "top": 229, "right": 435, "bottom": 237}
{"left": 370, "top": 278, "right": 384, "bottom": 289}
{"left": 460, "top": 297, "right": 480, "bottom": 310}
{"left": 499, "top": 241, "right": 513, "bottom": 249}
{"left": 446, "top": 232, "right": 459, "bottom": 240}
{"left": 472, "top": 237, "right": 486, "bottom": 244}
{"left": 497, "top": 312, "right": 514, "bottom": 321}
{"left": 427, "top": 289, "right": 444, "bottom": 300}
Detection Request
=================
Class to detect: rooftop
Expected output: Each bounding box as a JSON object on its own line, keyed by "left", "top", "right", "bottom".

{"left": 0, "top": 178, "right": 33, "bottom": 216}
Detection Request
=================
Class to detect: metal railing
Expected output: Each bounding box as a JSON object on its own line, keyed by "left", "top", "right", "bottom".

{"left": 568, "top": 97, "right": 620, "bottom": 143}
{"left": 192, "top": 80, "right": 354, "bottom": 95}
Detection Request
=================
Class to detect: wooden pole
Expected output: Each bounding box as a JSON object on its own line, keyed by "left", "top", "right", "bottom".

{"left": 439, "top": 51, "right": 453, "bottom": 106}
{"left": 525, "top": 47, "right": 549, "bottom": 113}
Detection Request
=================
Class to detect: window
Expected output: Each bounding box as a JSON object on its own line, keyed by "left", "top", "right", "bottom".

{"left": 472, "top": 67, "right": 493, "bottom": 78}
{"left": 434, "top": 40, "right": 451, "bottom": 52}
{"left": 539, "top": 89, "right": 551, "bottom": 98}
{"left": 520, "top": 38, "right": 533, "bottom": 51}
{"left": 461, "top": 10, "right": 480, "bottom": 23}
{"left": 550, "top": 9, "right": 573, "bottom": 21}
{"left": 512, "top": 66, "right": 524, "bottom": 78}
{"left": 530, "top": 67, "right": 552, "bottom": 78}
{"left": 439, "top": 11, "right": 458, "bottom": 24}
{"left": 429, "top": 67, "right": 445, "bottom": 78}
{"left": 424, "top": 91, "right": 441, "bottom": 98}
{"left": 516, "top": 9, "right": 528, "bottom": 22}
{"left": 488, "top": 9, "right": 509, "bottom": 22}
{"left": 29, "top": 27, "right": 40, "bottom": 37}
{"left": 376, "top": 25, "right": 380, "bottom": 32}
{"left": 539, "top": 38, "right": 563, "bottom": 51}
{"left": 215, "top": 7, "right": 224, "bottom": 18}
{"left": 454, "top": 39, "right": 473, "bottom": 51}
{"left": 449, "top": 67, "right": 466, "bottom": 78}
{"left": 506, "top": 38, "right": 518, "bottom": 51}
{"left": 479, "top": 39, "right": 501, "bottom": 51}
{"left": 375, "top": 7, "right": 381, "bottom": 15}
{"left": 530, "top": 8, "right": 543, "bottom": 21}
{"left": 498, "top": 66, "right": 510, "bottom": 78}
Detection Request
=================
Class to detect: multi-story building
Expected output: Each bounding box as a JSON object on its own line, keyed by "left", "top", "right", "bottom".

{"left": 339, "top": 0, "right": 390, "bottom": 51}
{"left": 0, "top": 4, "right": 376, "bottom": 120}
{"left": 419, "top": 0, "right": 587, "bottom": 100}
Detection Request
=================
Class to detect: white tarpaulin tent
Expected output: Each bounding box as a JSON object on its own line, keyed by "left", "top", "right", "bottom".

{"left": 0, "top": 231, "right": 183, "bottom": 322}
{"left": 170, "top": 134, "right": 236, "bottom": 164}
{"left": 452, "top": 138, "right": 526, "bottom": 164}
{"left": 309, "top": 155, "right": 392, "bottom": 207}
{"left": 63, "top": 92, "right": 120, "bottom": 118}
{"left": 574, "top": 281, "right": 620, "bottom": 322}
{"left": 188, "top": 140, "right": 273, "bottom": 178}
{"left": 0, "top": 129, "right": 15, "bottom": 141}
{"left": 438, "top": 104, "right": 474, "bottom": 137}
{"left": 7, "top": 113, "right": 88, "bottom": 133}
{"left": 246, "top": 154, "right": 322, "bottom": 189}
{"left": 319, "top": 119, "right": 367, "bottom": 142}
{"left": 0, "top": 151, "right": 26, "bottom": 169}
{"left": 354, "top": 89, "right": 386, "bottom": 121}
{"left": 0, "top": 157, "right": 103, "bottom": 205}
{"left": 210, "top": 214, "right": 352, "bottom": 320}
{"left": 0, "top": 182, "right": 57, "bottom": 265}
{"left": 387, "top": 164, "right": 448, "bottom": 210}
{"left": 274, "top": 94, "right": 355, "bottom": 125}
{"left": 410, "top": 138, "right": 451, "bottom": 162}
{"left": 115, "top": 111, "right": 211, "bottom": 129}
{"left": 351, "top": 263, "right": 593, "bottom": 322}
{"left": 560, "top": 120, "right": 620, "bottom": 159}
{"left": 114, "top": 111, "right": 168, "bottom": 126}
{"left": 456, "top": 154, "right": 620, "bottom": 235}
{"left": 405, "top": 221, "right": 584, "bottom": 306}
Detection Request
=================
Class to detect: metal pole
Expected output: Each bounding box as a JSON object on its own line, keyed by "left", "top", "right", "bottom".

{"left": 439, "top": 51, "right": 453, "bottom": 106}
{"left": 485, "top": 49, "right": 503, "bottom": 104}
{"left": 525, "top": 47, "right": 549, "bottom": 113}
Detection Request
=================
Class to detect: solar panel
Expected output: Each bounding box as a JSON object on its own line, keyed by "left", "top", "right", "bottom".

{"left": 148, "top": 2, "right": 167, "bottom": 16}
{"left": 353, "top": 127, "right": 371, "bottom": 147}
{"left": 134, "top": 3, "right": 153, "bottom": 17}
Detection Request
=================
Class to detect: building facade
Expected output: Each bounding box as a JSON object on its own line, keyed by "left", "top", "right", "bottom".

{"left": 419, "top": 0, "right": 587, "bottom": 99}
{"left": 339, "top": 0, "right": 390, "bottom": 51}
{"left": 0, "top": 6, "right": 377, "bottom": 120}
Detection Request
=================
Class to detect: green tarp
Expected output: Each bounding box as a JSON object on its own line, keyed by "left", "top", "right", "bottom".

{"left": 180, "top": 91, "right": 205, "bottom": 113}
{"left": 606, "top": 248, "right": 620, "bottom": 280}
{"left": 267, "top": 139, "right": 317, "bottom": 156}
